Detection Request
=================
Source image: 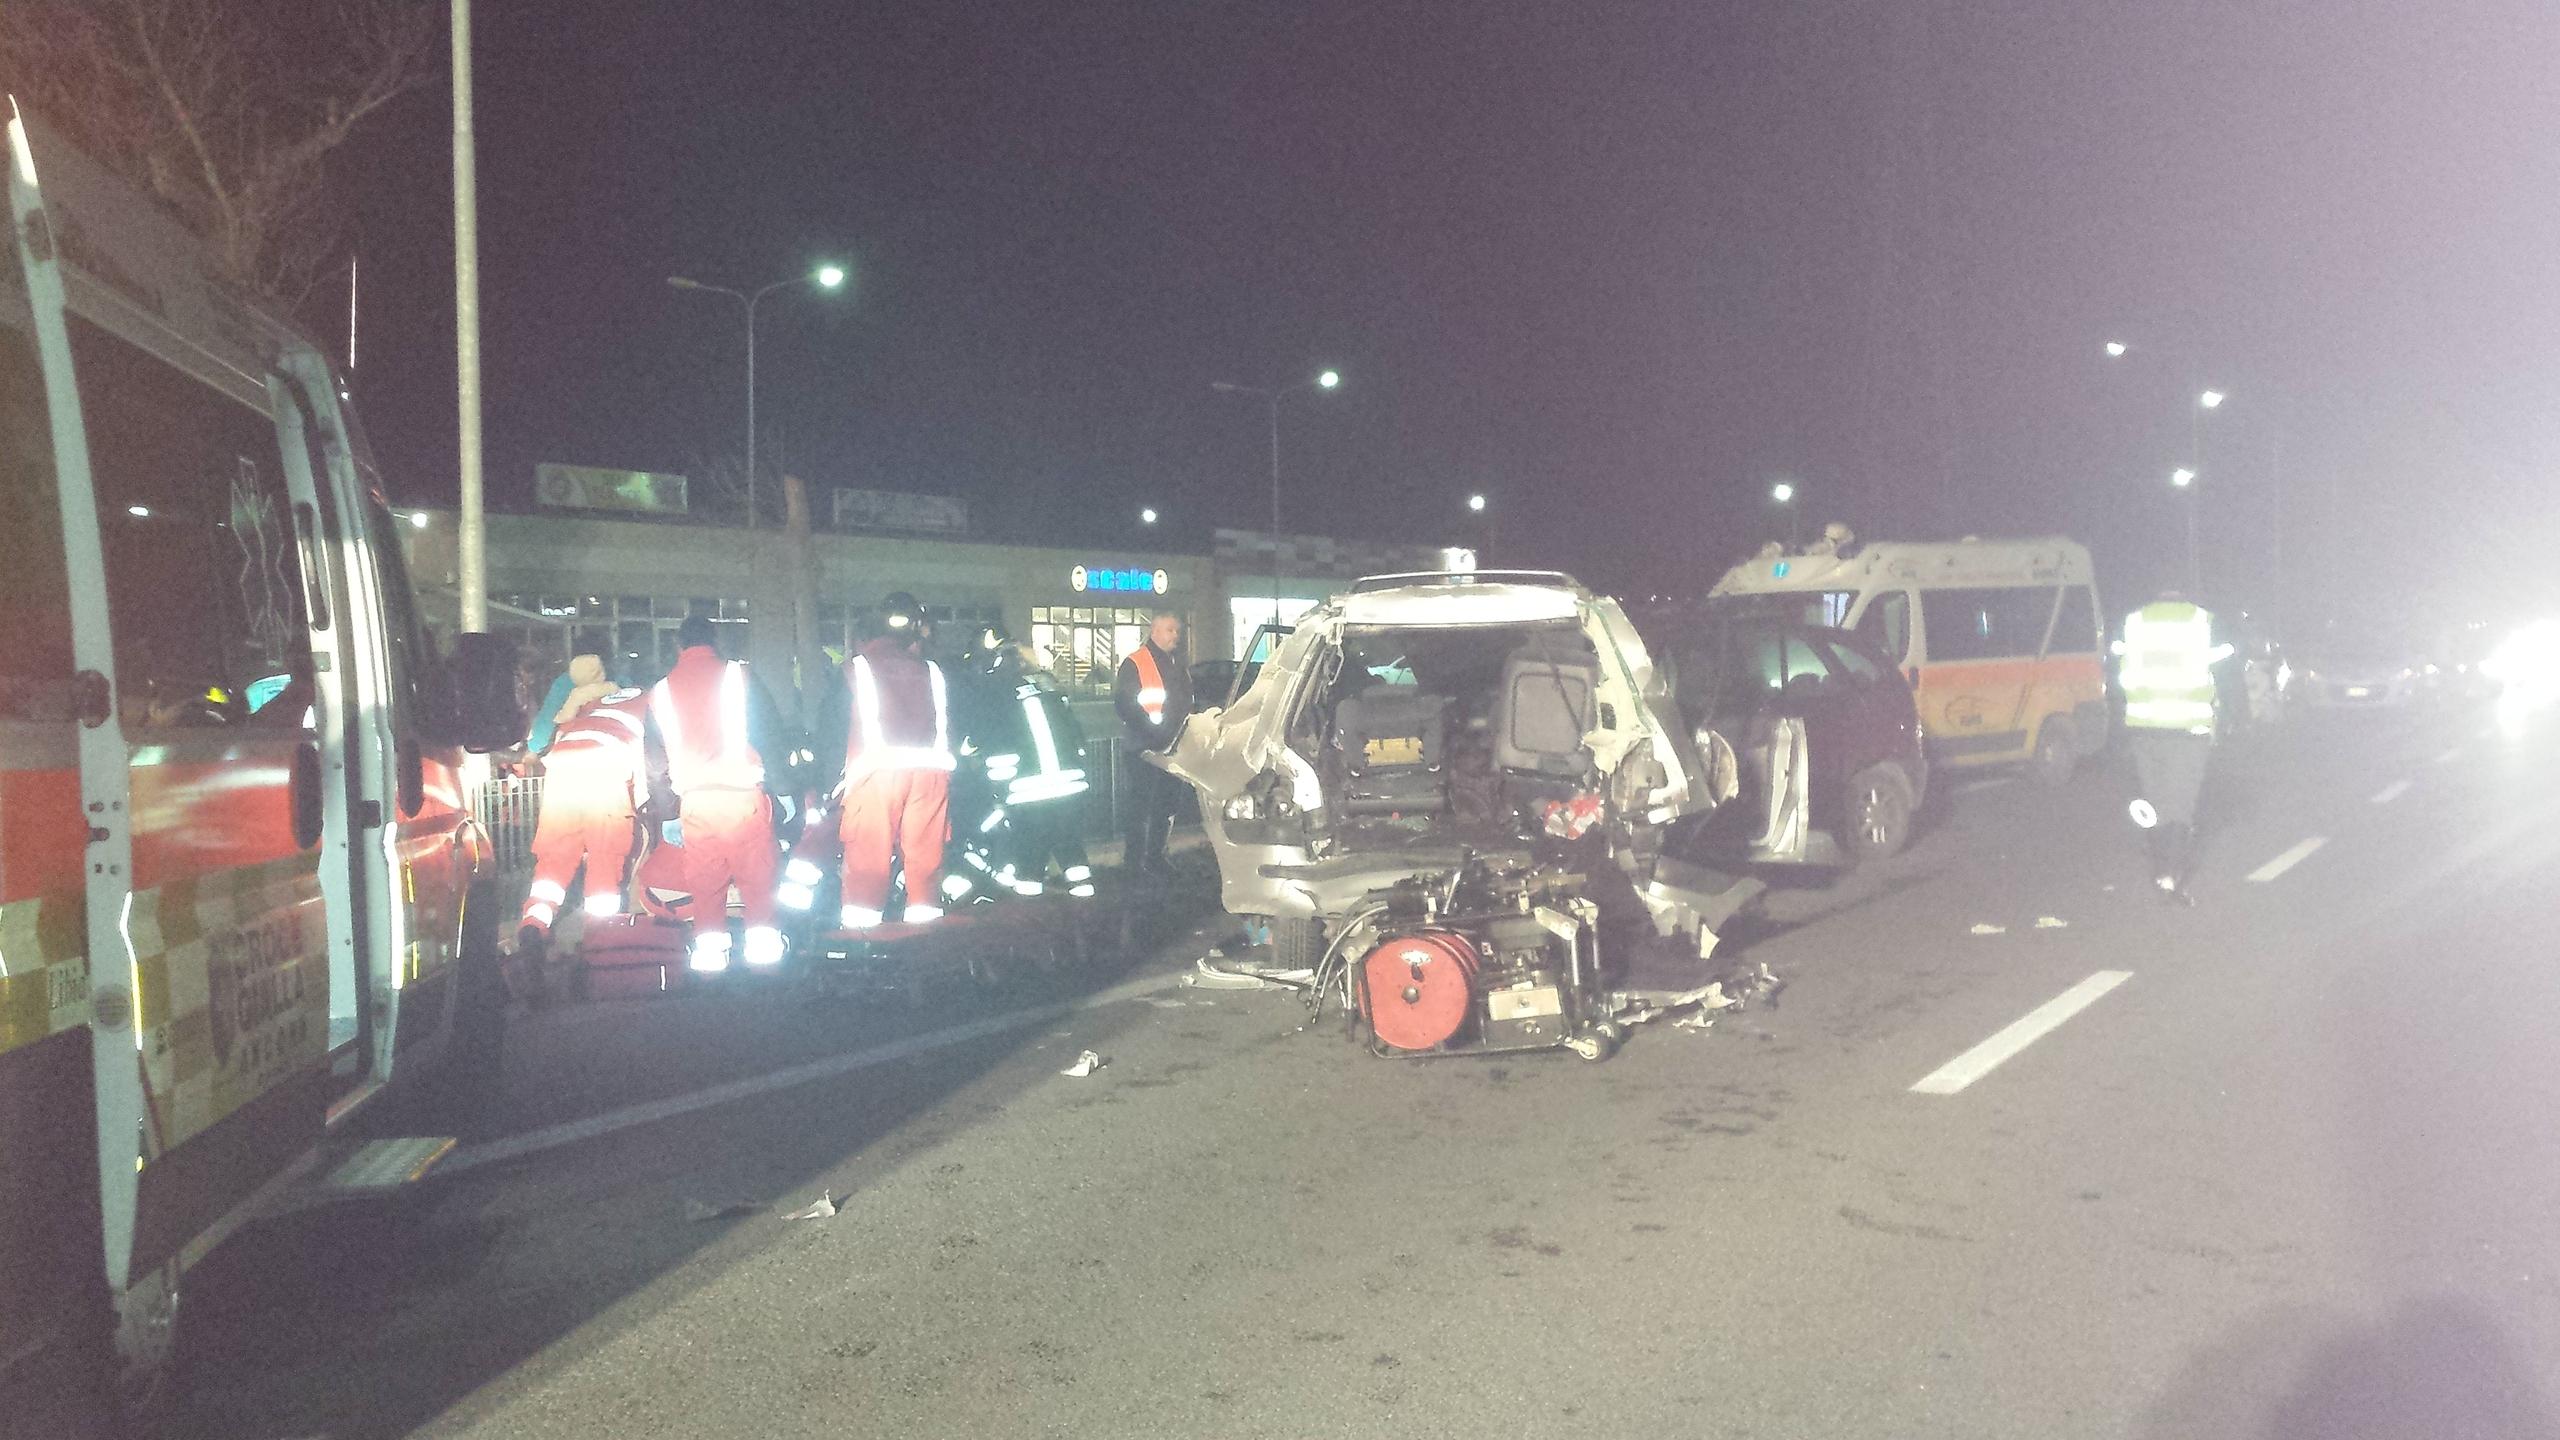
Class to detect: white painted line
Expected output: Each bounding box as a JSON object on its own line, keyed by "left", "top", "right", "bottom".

{"left": 1910, "top": 971, "right": 2132, "bottom": 1096}
{"left": 1955, "top": 777, "right": 2019, "bottom": 796}
{"left": 2246, "top": 836, "right": 2328, "bottom": 883}
{"left": 2370, "top": 779, "right": 2412, "bottom": 805}
{"left": 440, "top": 968, "right": 1185, "bottom": 1176}
{"left": 2434, "top": 746, "right": 2465, "bottom": 766}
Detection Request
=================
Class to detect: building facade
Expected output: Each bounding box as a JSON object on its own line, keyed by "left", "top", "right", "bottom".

{"left": 403, "top": 509, "right": 1460, "bottom": 721}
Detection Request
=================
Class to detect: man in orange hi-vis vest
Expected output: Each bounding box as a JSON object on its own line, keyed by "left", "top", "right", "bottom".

{"left": 650, "top": 615, "right": 789, "bottom": 971}
{"left": 810, "top": 591, "right": 957, "bottom": 928}
{"left": 1113, "top": 610, "right": 1193, "bottom": 879}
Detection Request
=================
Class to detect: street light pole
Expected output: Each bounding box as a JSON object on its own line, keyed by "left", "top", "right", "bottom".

{"left": 2106, "top": 339, "right": 2232, "bottom": 597}
{"left": 670, "top": 264, "right": 847, "bottom": 528}
{"left": 1213, "top": 369, "right": 1340, "bottom": 626}
{"left": 1264, "top": 391, "right": 1281, "bottom": 620}
{"left": 451, "top": 0, "right": 484, "bottom": 630}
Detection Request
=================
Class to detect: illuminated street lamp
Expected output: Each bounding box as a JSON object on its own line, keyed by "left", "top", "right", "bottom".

{"left": 1212, "top": 369, "right": 1344, "bottom": 622}
{"left": 1140, "top": 506, "right": 1158, "bottom": 526}
{"left": 2104, "top": 340, "right": 2128, "bottom": 358}
{"left": 1769, "top": 480, "right": 1803, "bottom": 545}
{"left": 2171, "top": 467, "right": 2201, "bottom": 592}
{"left": 2199, "top": 389, "right": 2226, "bottom": 410}
{"left": 1467, "top": 493, "right": 1487, "bottom": 513}
{"left": 668, "top": 261, "right": 850, "bottom": 527}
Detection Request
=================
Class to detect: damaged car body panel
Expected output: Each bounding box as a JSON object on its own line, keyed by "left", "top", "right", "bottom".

{"left": 1156, "top": 571, "right": 1792, "bottom": 1059}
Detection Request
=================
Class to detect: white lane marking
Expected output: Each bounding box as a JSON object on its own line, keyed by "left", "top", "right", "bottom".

{"left": 441, "top": 968, "right": 1185, "bottom": 1176}
{"left": 2370, "top": 779, "right": 2412, "bottom": 805}
{"left": 1910, "top": 971, "right": 2132, "bottom": 1096}
{"left": 2434, "top": 746, "right": 2465, "bottom": 765}
{"left": 2246, "top": 836, "right": 2328, "bottom": 883}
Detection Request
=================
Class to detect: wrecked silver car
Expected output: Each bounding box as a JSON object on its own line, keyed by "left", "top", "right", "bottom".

{"left": 1158, "top": 571, "right": 1811, "bottom": 1060}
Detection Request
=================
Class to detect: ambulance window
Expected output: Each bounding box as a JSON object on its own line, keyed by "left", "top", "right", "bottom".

{"left": 2050, "top": 586, "right": 2099, "bottom": 655}
{"left": 1854, "top": 592, "right": 1910, "bottom": 666}
{"left": 1923, "top": 586, "right": 2057, "bottom": 663}
{"left": 69, "top": 318, "right": 313, "bottom": 730}
{"left": 361, "top": 495, "right": 437, "bottom": 725}
{"left": 0, "top": 245, "right": 75, "bottom": 720}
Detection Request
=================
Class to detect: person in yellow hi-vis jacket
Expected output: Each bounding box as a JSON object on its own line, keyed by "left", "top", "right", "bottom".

{"left": 2114, "top": 592, "right": 2234, "bottom": 902}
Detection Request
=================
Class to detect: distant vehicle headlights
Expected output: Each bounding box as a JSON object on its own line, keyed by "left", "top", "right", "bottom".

{"left": 2484, "top": 619, "right": 2560, "bottom": 697}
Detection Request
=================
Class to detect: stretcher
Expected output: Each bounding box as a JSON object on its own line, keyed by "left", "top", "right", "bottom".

{"left": 806, "top": 892, "right": 1110, "bottom": 1002}
{"left": 575, "top": 913, "right": 695, "bottom": 1000}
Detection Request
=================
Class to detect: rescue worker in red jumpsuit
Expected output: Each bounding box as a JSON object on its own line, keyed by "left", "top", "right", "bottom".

{"left": 650, "top": 615, "right": 790, "bottom": 971}
{"left": 814, "top": 592, "right": 956, "bottom": 928}
{"left": 515, "top": 662, "right": 665, "bottom": 994}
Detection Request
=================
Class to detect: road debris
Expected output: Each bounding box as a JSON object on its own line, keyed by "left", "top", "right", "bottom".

{"left": 1672, "top": 1011, "right": 1715, "bottom": 1032}
{"left": 1061, "top": 1050, "right": 1108, "bottom": 1077}
{"left": 1141, "top": 997, "right": 1191, "bottom": 1009}
{"left": 1970, "top": 923, "right": 2007, "bottom": 936}
{"left": 684, "top": 1198, "right": 762, "bottom": 1223}
{"left": 2034, "top": 916, "right": 2070, "bottom": 930}
{"left": 783, "top": 1191, "right": 838, "bottom": 1221}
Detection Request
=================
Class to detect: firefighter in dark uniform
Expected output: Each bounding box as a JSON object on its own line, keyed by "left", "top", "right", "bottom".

{"left": 955, "top": 624, "right": 1097, "bottom": 899}
{"left": 1113, "top": 611, "right": 1192, "bottom": 880}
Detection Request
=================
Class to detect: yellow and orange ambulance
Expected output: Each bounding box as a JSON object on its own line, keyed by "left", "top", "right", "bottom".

{"left": 1708, "top": 533, "right": 2108, "bottom": 783}
{"left": 2, "top": 101, "right": 525, "bottom": 1426}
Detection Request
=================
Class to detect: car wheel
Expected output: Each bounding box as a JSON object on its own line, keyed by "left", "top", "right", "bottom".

{"left": 1844, "top": 764, "right": 1915, "bottom": 865}
{"left": 2030, "top": 718, "right": 2077, "bottom": 787}
{"left": 1271, "top": 916, "right": 1326, "bottom": 974}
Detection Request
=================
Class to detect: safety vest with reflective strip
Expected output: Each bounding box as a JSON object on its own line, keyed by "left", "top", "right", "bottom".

{"left": 2120, "top": 602, "right": 2222, "bottom": 733}
{"left": 651, "top": 649, "right": 765, "bottom": 793}
{"left": 1126, "top": 645, "right": 1168, "bottom": 726}
{"left": 546, "top": 689, "right": 649, "bottom": 793}
{"left": 845, "top": 654, "right": 954, "bottom": 778}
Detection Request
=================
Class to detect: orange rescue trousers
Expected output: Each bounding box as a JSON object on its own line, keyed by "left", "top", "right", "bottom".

{"left": 839, "top": 768, "right": 950, "bottom": 922}
{"left": 679, "top": 788, "right": 781, "bottom": 933}
{"left": 521, "top": 758, "right": 638, "bottom": 931}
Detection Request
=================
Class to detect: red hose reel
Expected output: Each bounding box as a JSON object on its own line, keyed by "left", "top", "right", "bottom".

{"left": 1360, "top": 931, "right": 1481, "bottom": 1050}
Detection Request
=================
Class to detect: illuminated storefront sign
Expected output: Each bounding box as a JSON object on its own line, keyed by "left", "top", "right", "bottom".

{"left": 1070, "top": 564, "right": 1170, "bottom": 595}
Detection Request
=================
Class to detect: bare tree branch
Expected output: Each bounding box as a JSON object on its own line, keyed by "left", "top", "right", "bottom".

{"left": 0, "top": 0, "right": 436, "bottom": 304}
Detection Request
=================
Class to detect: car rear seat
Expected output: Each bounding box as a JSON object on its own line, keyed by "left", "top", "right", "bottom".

{"left": 1496, "top": 638, "right": 1599, "bottom": 776}
{"left": 1333, "top": 684, "right": 1450, "bottom": 814}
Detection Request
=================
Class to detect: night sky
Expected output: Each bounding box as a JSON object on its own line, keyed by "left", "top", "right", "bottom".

{"left": 334, "top": 0, "right": 2560, "bottom": 624}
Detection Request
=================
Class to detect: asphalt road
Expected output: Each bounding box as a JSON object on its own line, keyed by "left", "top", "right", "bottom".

{"left": 170, "top": 701, "right": 2560, "bottom": 1439}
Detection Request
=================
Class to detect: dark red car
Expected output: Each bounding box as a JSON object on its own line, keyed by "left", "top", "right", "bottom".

{"left": 1641, "top": 609, "right": 1929, "bottom": 867}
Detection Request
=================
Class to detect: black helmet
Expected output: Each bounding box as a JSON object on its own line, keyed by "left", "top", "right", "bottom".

{"left": 879, "top": 591, "right": 927, "bottom": 637}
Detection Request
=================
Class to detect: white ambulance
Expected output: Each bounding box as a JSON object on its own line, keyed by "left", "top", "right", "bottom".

{"left": 1, "top": 102, "right": 526, "bottom": 1430}
{"left": 1707, "top": 532, "right": 2109, "bottom": 782}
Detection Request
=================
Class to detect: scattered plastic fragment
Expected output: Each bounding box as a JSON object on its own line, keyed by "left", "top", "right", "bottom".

{"left": 1970, "top": 923, "right": 2007, "bottom": 936}
{"left": 1061, "top": 1050, "right": 1107, "bottom": 1077}
{"left": 2034, "top": 916, "right": 2070, "bottom": 930}
{"left": 1672, "top": 1011, "right": 1715, "bottom": 1032}
{"left": 684, "top": 1198, "right": 762, "bottom": 1223}
{"left": 783, "top": 1191, "right": 837, "bottom": 1221}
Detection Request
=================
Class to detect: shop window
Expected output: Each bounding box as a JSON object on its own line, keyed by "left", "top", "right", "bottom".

{"left": 615, "top": 620, "right": 654, "bottom": 676}
{"left": 1033, "top": 605, "right": 1150, "bottom": 698}
{"left": 70, "top": 317, "right": 315, "bottom": 731}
